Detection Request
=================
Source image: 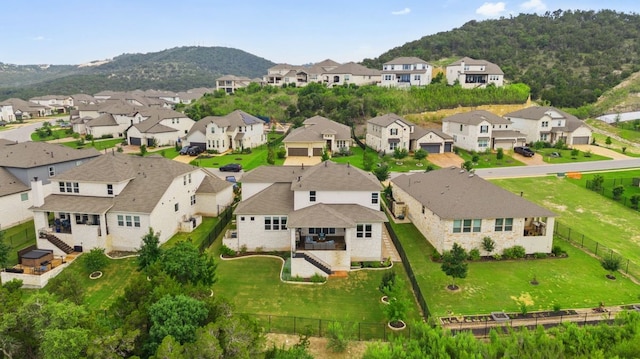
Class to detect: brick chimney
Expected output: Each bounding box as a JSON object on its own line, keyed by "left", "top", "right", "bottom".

{"left": 31, "top": 177, "right": 45, "bottom": 207}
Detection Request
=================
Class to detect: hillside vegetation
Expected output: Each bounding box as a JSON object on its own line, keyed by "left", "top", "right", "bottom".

{"left": 0, "top": 46, "right": 274, "bottom": 100}
{"left": 363, "top": 10, "right": 640, "bottom": 109}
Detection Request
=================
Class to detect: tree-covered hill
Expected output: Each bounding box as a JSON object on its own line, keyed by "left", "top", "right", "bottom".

{"left": 362, "top": 10, "right": 640, "bottom": 108}
{"left": 0, "top": 46, "right": 274, "bottom": 100}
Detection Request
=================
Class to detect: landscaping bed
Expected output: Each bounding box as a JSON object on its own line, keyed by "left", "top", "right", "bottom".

{"left": 440, "top": 309, "right": 579, "bottom": 324}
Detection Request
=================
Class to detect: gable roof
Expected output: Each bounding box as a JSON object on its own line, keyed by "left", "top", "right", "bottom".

{"left": 384, "top": 57, "right": 429, "bottom": 65}
{"left": 0, "top": 167, "right": 30, "bottom": 196}
{"left": 447, "top": 57, "right": 504, "bottom": 75}
{"left": 293, "top": 161, "right": 381, "bottom": 192}
{"left": 391, "top": 168, "right": 555, "bottom": 220}
{"left": 442, "top": 110, "right": 512, "bottom": 126}
{"left": 283, "top": 116, "right": 351, "bottom": 143}
{"left": 187, "top": 110, "right": 263, "bottom": 136}
{"left": 0, "top": 142, "right": 100, "bottom": 169}
{"left": 504, "top": 106, "right": 589, "bottom": 132}
{"left": 235, "top": 183, "right": 294, "bottom": 215}
{"left": 368, "top": 113, "right": 415, "bottom": 127}
{"left": 198, "top": 170, "right": 233, "bottom": 193}
{"left": 411, "top": 127, "right": 453, "bottom": 141}
{"left": 86, "top": 113, "right": 118, "bottom": 127}
{"left": 324, "top": 62, "right": 381, "bottom": 76}
{"left": 242, "top": 166, "right": 307, "bottom": 183}
{"left": 288, "top": 203, "right": 387, "bottom": 227}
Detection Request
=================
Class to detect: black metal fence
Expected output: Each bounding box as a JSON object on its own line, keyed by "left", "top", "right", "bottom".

{"left": 199, "top": 205, "right": 234, "bottom": 252}
{"left": 384, "top": 222, "right": 431, "bottom": 319}
{"left": 352, "top": 127, "right": 366, "bottom": 150}
{"left": 239, "top": 313, "right": 413, "bottom": 341}
{"left": 2, "top": 226, "right": 36, "bottom": 247}
{"left": 585, "top": 177, "right": 640, "bottom": 210}
{"left": 554, "top": 222, "right": 640, "bottom": 281}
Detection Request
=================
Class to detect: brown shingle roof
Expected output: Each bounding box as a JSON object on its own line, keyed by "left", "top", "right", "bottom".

{"left": 383, "top": 57, "right": 429, "bottom": 65}
{"left": 283, "top": 116, "right": 351, "bottom": 143}
{"left": 0, "top": 167, "right": 30, "bottom": 196}
{"left": 293, "top": 161, "right": 381, "bottom": 192}
{"left": 197, "top": 170, "right": 233, "bottom": 193}
{"left": 448, "top": 57, "right": 504, "bottom": 75}
{"left": 324, "top": 62, "right": 381, "bottom": 76}
{"left": 392, "top": 168, "right": 555, "bottom": 219}
{"left": 288, "top": 203, "right": 386, "bottom": 227}
{"left": 235, "top": 183, "right": 294, "bottom": 215}
{"left": 241, "top": 166, "right": 307, "bottom": 183}
{"left": 0, "top": 142, "right": 100, "bottom": 169}
{"left": 34, "top": 194, "right": 114, "bottom": 214}
{"left": 442, "top": 110, "right": 512, "bottom": 126}
{"left": 368, "top": 113, "right": 415, "bottom": 127}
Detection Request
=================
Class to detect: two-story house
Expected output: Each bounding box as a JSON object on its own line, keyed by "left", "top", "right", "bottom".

{"left": 185, "top": 110, "right": 266, "bottom": 152}
{"left": 380, "top": 57, "right": 432, "bottom": 88}
{"left": 323, "top": 62, "right": 381, "bottom": 87}
{"left": 85, "top": 101, "right": 145, "bottom": 139}
{"left": 283, "top": 116, "right": 354, "bottom": 157}
{"left": 392, "top": 168, "right": 556, "bottom": 255}
{"left": 31, "top": 153, "right": 234, "bottom": 255}
{"left": 0, "top": 141, "right": 100, "bottom": 229}
{"left": 127, "top": 108, "right": 195, "bottom": 147}
{"left": 446, "top": 57, "right": 504, "bottom": 89}
{"left": 29, "top": 95, "right": 73, "bottom": 113}
{"left": 0, "top": 104, "right": 15, "bottom": 123}
{"left": 366, "top": 113, "right": 453, "bottom": 154}
{"left": 504, "top": 107, "right": 593, "bottom": 146}
{"left": 228, "top": 162, "right": 386, "bottom": 278}
{"left": 215, "top": 75, "right": 253, "bottom": 94}
{"left": 442, "top": 110, "right": 526, "bottom": 152}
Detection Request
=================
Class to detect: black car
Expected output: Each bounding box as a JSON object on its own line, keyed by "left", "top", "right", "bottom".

{"left": 514, "top": 146, "right": 535, "bottom": 157}
{"left": 220, "top": 163, "right": 242, "bottom": 172}
{"left": 187, "top": 146, "right": 204, "bottom": 156}
{"left": 178, "top": 145, "right": 193, "bottom": 155}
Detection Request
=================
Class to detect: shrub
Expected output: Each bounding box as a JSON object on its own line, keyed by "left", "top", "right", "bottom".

{"left": 325, "top": 321, "right": 353, "bottom": 353}
{"left": 373, "top": 164, "right": 390, "bottom": 181}
{"left": 534, "top": 252, "right": 548, "bottom": 259}
{"left": 481, "top": 237, "right": 495, "bottom": 253}
{"left": 468, "top": 248, "right": 481, "bottom": 261}
{"left": 220, "top": 244, "right": 236, "bottom": 257}
{"left": 503, "top": 245, "right": 526, "bottom": 259}
{"left": 277, "top": 147, "right": 287, "bottom": 159}
{"left": 553, "top": 303, "right": 562, "bottom": 312}
{"left": 496, "top": 148, "right": 504, "bottom": 160}
{"left": 413, "top": 149, "right": 427, "bottom": 160}
{"left": 471, "top": 154, "right": 480, "bottom": 163}
{"left": 379, "top": 270, "right": 397, "bottom": 293}
{"left": 552, "top": 245, "right": 566, "bottom": 257}
{"left": 310, "top": 273, "right": 326, "bottom": 283}
{"left": 85, "top": 134, "right": 93, "bottom": 141}
{"left": 602, "top": 256, "right": 621, "bottom": 274}
{"left": 462, "top": 160, "right": 473, "bottom": 171}
{"left": 83, "top": 248, "right": 108, "bottom": 273}
{"left": 584, "top": 150, "right": 592, "bottom": 157}
{"left": 393, "top": 148, "right": 408, "bottom": 159}
{"left": 630, "top": 194, "right": 640, "bottom": 210}
{"left": 431, "top": 251, "right": 442, "bottom": 261}
{"left": 492, "top": 254, "right": 502, "bottom": 261}
{"left": 571, "top": 148, "right": 580, "bottom": 158}
{"left": 239, "top": 244, "right": 247, "bottom": 254}
{"left": 612, "top": 185, "right": 625, "bottom": 200}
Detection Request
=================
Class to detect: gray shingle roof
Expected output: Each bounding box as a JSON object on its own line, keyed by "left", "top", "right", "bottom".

{"left": 34, "top": 194, "right": 114, "bottom": 214}
{"left": 411, "top": 127, "right": 453, "bottom": 141}
{"left": 235, "top": 183, "right": 294, "bottom": 215}
{"left": 383, "top": 57, "right": 429, "bottom": 65}
{"left": 288, "top": 203, "right": 387, "bottom": 227}
{"left": 86, "top": 113, "right": 117, "bottom": 127}
{"left": 368, "top": 113, "right": 415, "bottom": 127}
{"left": 198, "top": 170, "right": 233, "bottom": 193}
{"left": 391, "top": 168, "right": 555, "bottom": 220}
{"left": 187, "top": 110, "right": 263, "bottom": 137}
{"left": 0, "top": 167, "right": 30, "bottom": 196}
{"left": 448, "top": 57, "right": 504, "bottom": 75}
{"left": 0, "top": 142, "right": 100, "bottom": 169}
{"left": 504, "top": 106, "right": 588, "bottom": 132}
{"left": 324, "top": 62, "right": 381, "bottom": 76}
{"left": 442, "top": 110, "right": 512, "bottom": 126}
{"left": 241, "top": 166, "right": 307, "bottom": 183}
{"left": 293, "top": 161, "right": 381, "bottom": 192}
{"left": 283, "top": 116, "right": 351, "bottom": 143}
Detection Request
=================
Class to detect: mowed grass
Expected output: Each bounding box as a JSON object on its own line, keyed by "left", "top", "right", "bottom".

{"left": 191, "top": 145, "right": 285, "bottom": 171}
{"left": 60, "top": 138, "right": 124, "bottom": 151}
{"left": 536, "top": 147, "right": 610, "bottom": 163}
{"left": 567, "top": 169, "right": 640, "bottom": 197}
{"left": 457, "top": 149, "right": 525, "bottom": 168}
{"left": 331, "top": 146, "right": 436, "bottom": 172}
{"left": 214, "top": 256, "right": 421, "bottom": 324}
{"left": 390, "top": 220, "right": 639, "bottom": 317}
{"left": 2, "top": 221, "right": 37, "bottom": 266}
{"left": 493, "top": 176, "right": 640, "bottom": 264}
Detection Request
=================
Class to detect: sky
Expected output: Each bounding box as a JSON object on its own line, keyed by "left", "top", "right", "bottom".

{"left": 1, "top": 0, "right": 638, "bottom": 66}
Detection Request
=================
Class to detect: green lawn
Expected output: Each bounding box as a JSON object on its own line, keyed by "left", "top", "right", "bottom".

{"left": 2, "top": 221, "right": 37, "bottom": 266}
{"left": 162, "top": 217, "right": 220, "bottom": 249}
{"left": 331, "top": 146, "right": 436, "bottom": 172}
{"left": 30, "top": 128, "right": 72, "bottom": 142}
{"left": 457, "top": 149, "right": 526, "bottom": 168}
{"left": 567, "top": 169, "right": 640, "bottom": 196}
{"left": 59, "top": 138, "right": 124, "bottom": 151}
{"left": 535, "top": 148, "right": 611, "bottom": 163}
{"left": 390, "top": 220, "right": 639, "bottom": 317}
{"left": 191, "top": 145, "right": 285, "bottom": 170}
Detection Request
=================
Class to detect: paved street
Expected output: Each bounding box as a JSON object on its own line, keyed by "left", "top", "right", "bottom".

{"left": 0, "top": 118, "right": 58, "bottom": 143}
{"left": 475, "top": 158, "right": 640, "bottom": 179}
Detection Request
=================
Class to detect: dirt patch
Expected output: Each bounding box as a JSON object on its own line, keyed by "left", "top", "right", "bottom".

{"left": 429, "top": 153, "right": 464, "bottom": 168}
{"left": 265, "top": 333, "right": 371, "bottom": 359}
{"left": 572, "top": 144, "right": 630, "bottom": 159}
{"left": 513, "top": 152, "right": 546, "bottom": 165}
{"left": 510, "top": 292, "right": 534, "bottom": 306}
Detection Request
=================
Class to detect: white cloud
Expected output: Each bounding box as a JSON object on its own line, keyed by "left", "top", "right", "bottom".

{"left": 520, "top": 0, "right": 547, "bottom": 11}
{"left": 32, "top": 36, "right": 45, "bottom": 41}
{"left": 475, "top": 2, "right": 506, "bottom": 17}
{"left": 391, "top": 8, "right": 411, "bottom": 15}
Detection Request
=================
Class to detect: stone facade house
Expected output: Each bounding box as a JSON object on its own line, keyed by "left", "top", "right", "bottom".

{"left": 442, "top": 110, "right": 526, "bottom": 152}
{"left": 504, "top": 107, "right": 593, "bottom": 146}
{"left": 185, "top": 110, "right": 266, "bottom": 152}
{"left": 446, "top": 57, "right": 504, "bottom": 88}
{"left": 283, "top": 116, "right": 354, "bottom": 157}
{"left": 366, "top": 113, "right": 453, "bottom": 154}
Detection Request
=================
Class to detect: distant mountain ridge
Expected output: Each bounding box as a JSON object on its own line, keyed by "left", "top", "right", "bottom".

{"left": 0, "top": 46, "right": 275, "bottom": 100}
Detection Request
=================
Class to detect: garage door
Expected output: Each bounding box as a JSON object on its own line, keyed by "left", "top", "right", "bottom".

{"left": 129, "top": 137, "right": 141, "bottom": 146}
{"left": 190, "top": 142, "right": 206, "bottom": 150}
{"left": 444, "top": 143, "right": 453, "bottom": 152}
{"left": 420, "top": 144, "right": 441, "bottom": 154}
{"left": 493, "top": 140, "right": 514, "bottom": 150}
{"left": 312, "top": 148, "right": 323, "bottom": 156}
{"left": 572, "top": 136, "right": 590, "bottom": 145}
{"left": 288, "top": 148, "right": 307, "bottom": 156}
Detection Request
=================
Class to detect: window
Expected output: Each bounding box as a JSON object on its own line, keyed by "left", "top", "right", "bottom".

{"left": 403, "top": 64, "right": 411, "bottom": 70}
{"left": 372, "top": 192, "right": 379, "bottom": 204}
{"left": 211, "top": 126, "right": 215, "bottom": 133}
{"left": 107, "top": 184, "right": 113, "bottom": 195}
{"left": 540, "top": 133, "right": 549, "bottom": 141}
{"left": 478, "top": 139, "right": 489, "bottom": 148}
{"left": 310, "top": 191, "right": 316, "bottom": 202}
{"left": 389, "top": 142, "right": 398, "bottom": 151}
{"left": 356, "top": 224, "right": 372, "bottom": 238}
{"left": 188, "top": 174, "right": 192, "bottom": 184}
{"left": 345, "top": 75, "right": 350, "bottom": 81}
{"left": 541, "top": 121, "right": 549, "bottom": 128}
{"left": 126, "top": 215, "right": 132, "bottom": 227}
{"left": 384, "top": 74, "right": 393, "bottom": 81}
{"left": 240, "top": 216, "right": 245, "bottom": 221}
{"left": 48, "top": 166, "right": 55, "bottom": 177}
{"left": 190, "top": 195, "right": 196, "bottom": 205}
{"left": 272, "top": 217, "right": 280, "bottom": 230}
{"left": 281, "top": 217, "right": 287, "bottom": 229}
{"left": 309, "top": 227, "right": 335, "bottom": 235}
{"left": 21, "top": 193, "right": 29, "bottom": 201}
{"left": 250, "top": 217, "right": 255, "bottom": 221}
{"left": 174, "top": 203, "right": 179, "bottom": 212}
{"left": 117, "top": 215, "right": 124, "bottom": 226}
{"left": 422, "top": 206, "right": 425, "bottom": 214}
{"left": 414, "top": 75, "right": 421, "bottom": 81}
{"left": 495, "top": 218, "right": 513, "bottom": 231}
{"left": 480, "top": 125, "right": 488, "bottom": 133}
{"left": 264, "top": 217, "right": 271, "bottom": 230}
{"left": 390, "top": 128, "right": 398, "bottom": 135}
{"left": 59, "top": 182, "right": 79, "bottom": 193}
{"left": 264, "top": 216, "right": 286, "bottom": 231}
{"left": 453, "top": 219, "right": 481, "bottom": 233}
{"left": 459, "top": 124, "right": 463, "bottom": 131}
{"left": 183, "top": 176, "right": 187, "bottom": 185}
{"left": 134, "top": 216, "right": 140, "bottom": 227}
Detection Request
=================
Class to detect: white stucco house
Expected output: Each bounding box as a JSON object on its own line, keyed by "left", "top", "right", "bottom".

{"left": 185, "top": 110, "right": 266, "bottom": 152}
{"left": 323, "top": 62, "right": 381, "bottom": 87}
{"left": 391, "top": 168, "right": 556, "bottom": 255}
{"left": 127, "top": 108, "right": 195, "bottom": 147}
{"left": 442, "top": 110, "right": 526, "bottom": 152}
{"left": 446, "top": 57, "right": 504, "bottom": 88}
{"left": 283, "top": 116, "right": 354, "bottom": 157}
{"left": 504, "top": 107, "right": 593, "bottom": 146}
{"left": 0, "top": 141, "right": 100, "bottom": 229}
{"left": 228, "top": 162, "right": 386, "bottom": 278}
{"left": 31, "top": 153, "right": 234, "bottom": 255}
{"left": 380, "top": 57, "right": 432, "bottom": 88}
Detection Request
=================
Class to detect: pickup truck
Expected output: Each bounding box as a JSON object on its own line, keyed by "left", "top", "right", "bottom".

{"left": 514, "top": 146, "right": 535, "bottom": 157}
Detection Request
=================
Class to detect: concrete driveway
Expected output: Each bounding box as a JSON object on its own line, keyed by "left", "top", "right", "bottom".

{"left": 283, "top": 156, "right": 322, "bottom": 166}
{"left": 428, "top": 152, "right": 464, "bottom": 168}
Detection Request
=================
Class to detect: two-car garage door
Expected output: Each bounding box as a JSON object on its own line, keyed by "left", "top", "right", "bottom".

{"left": 572, "top": 136, "right": 590, "bottom": 145}
{"left": 420, "top": 143, "right": 441, "bottom": 154}
{"left": 288, "top": 148, "right": 307, "bottom": 156}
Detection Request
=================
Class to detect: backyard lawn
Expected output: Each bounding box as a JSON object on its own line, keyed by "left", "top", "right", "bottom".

{"left": 390, "top": 220, "right": 640, "bottom": 317}
{"left": 494, "top": 176, "right": 640, "bottom": 264}
{"left": 457, "top": 149, "right": 525, "bottom": 168}
{"left": 190, "top": 145, "right": 285, "bottom": 170}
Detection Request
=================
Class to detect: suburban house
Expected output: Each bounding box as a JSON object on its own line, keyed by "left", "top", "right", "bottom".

{"left": 380, "top": 57, "right": 432, "bottom": 88}
{"left": 0, "top": 103, "right": 15, "bottom": 122}
{"left": 263, "top": 60, "right": 341, "bottom": 87}
{"left": 185, "top": 110, "right": 266, "bottom": 152}
{"left": 446, "top": 57, "right": 504, "bottom": 88}
{"left": 127, "top": 108, "right": 195, "bottom": 147}
{"left": 0, "top": 141, "right": 100, "bottom": 229}
{"left": 229, "top": 161, "right": 386, "bottom": 277}
{"left": 504, "top": 107, "right": 593, "bottom": 146}
{"left": 442, "top": 110, "right": 526, "bottom": 152}
{"left": 29, "top": 95, "right": 74, "bottom": 113}
{"left": 215, "top": 75, "right": 253, "bottom": 93}
{"left": 391, "top": 168, "right": 556, "bottom": 255}
{"left": 85, "top": 102, "right": 146, "bottom": 139}
{"left": 282, "top": 116, "right": 354, "bottom": 157}
{"left": 31, "top": 153, "right": 234, "bottom": 256}
{"left": 323, "top": 62, "right": 381, "bottom": 87}
{"left": 366, "top": 113, "right": 453, "bottom": 154}
{"left": 0, "top": 98, "right": 50, "bottom": 119}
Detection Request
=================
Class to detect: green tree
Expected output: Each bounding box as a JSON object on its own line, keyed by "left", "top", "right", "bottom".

{"left": 138, "top": 228, "right": 162, "bottom": 271}
{"left": 321, "top": 148, "right": 330, "bottom": 161}
{"left": 413, "top": 148, "right": 427, "bottom": 160}
{"left": 46, "top": 271, "right": 85, "bottom": 305}
{"left": 86, "top": 328, "right": 140, "bottom": 359}
{"left": 612, "top": 185, "right": 625, "bottom": 200}
{"left": 496, "top": 148, "right": 504, "bottom": 160}
{"left": 393, "top": 148, "right": 408, "bottom": 159}
{"left": 140, "top": 144, "right": 148, "bottom": 156}
{"left": 148, "top": 295, "right": 209, "bottom": 352}
{"left": 83, "top": 248, "right": 109, "bottom": 273}
{"left": 382, "top": 278, "right": 410, "bottom": 328}
{"left": 160, "top": 241, "right": 217, "bottom": 286}
{"left": 605, "top": 136, "right": 612, "bottom": 145}
{"left": 267, "top": 147, "right": 276, "bottom": 165}
{"left": 0, "top": 231, "right": 10, "bottom": 269}
{"left": 630, "top": 194, "right": 640, "bottom": 209}
{"left": 591, "top": 174, "right": 604, "bottom": 191}
{"left": 462, "top": 160, "right": 473, "bottom": 171}
{"left": 373, "top": 164, "right": 390, "bottom": 181}
{"left": 602, "top": 256, "right": 621, "bottom": 279}
{"left": 441, "top": 243, "right": 468, "bottom": 290}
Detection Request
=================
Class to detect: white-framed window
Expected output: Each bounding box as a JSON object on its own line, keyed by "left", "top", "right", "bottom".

{"left": 356, "top": 224, "right": 372, "bottom": 238}
{"left": 59, "top": 182, "right": 79, "bottom": 193}
{"left": 240, "top": 216, "right": 245, "bottom": 221}
{"left": 310, "top": 191, "right": 316, "bottom": 202}
{"left": 134, "top": 216, "right": 140, "bottom": 227}
{"left": 495, "top": 218, "right": 513, "bottom": 231}
{"left": 459, "top": 124, "right": 463, "bottom": 131}
{"left": 188, "top": 174, "right": 192, "bottom": 184}
{"left": 345, "top": 75, "right": 350, "bottom": 81}
{"left": 211, "top": 126, "right": 215, "bottom": 133}
{"left": 117, "top": 215, "right": 124, "bottom": 226}
{"left": 541, "top": 121, "right": 549, "bottom": 128}
{"left": 414, "top": 75, "right": 421, "bottom": 81}
{"left": 403, "top": 64, "right": 411, "bottom": 70}
{"left": 21, "top": 193, "right": 28, "bottom": 201}
{"left": 453, "top": 219, "right": 481, "bottom": 233}
{"left": 250, "top": 216, "right": 255, "bottom": 221}
{"left": 118, "top": 214, "right": 140, "bottom": 227}
{"left": 480, "top": 125, "right": 489, "bottom": 133}
{"left": 384, "top": 74, "right": 393, "bottom": 81}
{"left": 478, "top": 139, "right": 489, "bottom": 148}
{"left": 390, "top": 128, "right": 398, "bottom": 135}
{"left": 540, "top": 133, "right": 549, "bottom": 141}
{"left": 126, "top": 215, "right": 132, "bottom": 227}
{"left": 107, "top": 184, "right": 113, "bottom": 195}
{"left": 309, "top": 227, "right": 335, "bottom": 235}
{"left": 264, "top": 217, "right": 271, "bottom": 230}
{"left": 190, "top": 195, "right": 196, "bottom": 205}
{"left": 372, "top": 192, "right": 379, "bottom": 204}
{"left": 48, "top": 166, "right": 55, "bottom": 177}
{"left": 389, "top": 142, "right": 398, "bottom": 151}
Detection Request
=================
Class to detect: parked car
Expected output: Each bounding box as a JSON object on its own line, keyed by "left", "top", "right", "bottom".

{"left": 220, "top": 163, "right": 242, "bottom": 172}
{"left": 179, "top": 146, "right": 193, "bottom": 155}
{"left": 187, "top": 146, "right": 204, "bottom": 156}
{"left": 514, "top": 146, "right": 535, "bottom": 157}
{"left": 0, "top": 120, "right": 7, "bottom": 127}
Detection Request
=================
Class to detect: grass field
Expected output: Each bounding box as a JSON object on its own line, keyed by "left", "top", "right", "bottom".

{"left": 457, "top": 149, "right": 525, "bottom": 168}
{"left": 30, "top": 128, "right": 71, "bottom": 141}
{"left": 59, "top": 138, "right": 124, "bottom": 151}
{"left": 390, "top": 220, "right": 640, "bottom": 317}
{"left": 536, "top": 147, "right": 611, "bottom": 163}
{"left": 191, "top": 145, "right": 285, "bottom": 170}
{"left": 2, "top": 221, "right": 37, "bottom": 266}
